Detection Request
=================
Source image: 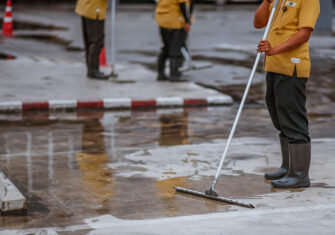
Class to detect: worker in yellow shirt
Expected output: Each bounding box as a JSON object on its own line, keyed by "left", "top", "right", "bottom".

{"left": 75, "top": 0, "right": 109, "bottom": 80}
{"left": 155, "top": 0, "right": 194, "bottom": 82}
{"left": 254, "top": 0, "right": 320, "bottom": 188}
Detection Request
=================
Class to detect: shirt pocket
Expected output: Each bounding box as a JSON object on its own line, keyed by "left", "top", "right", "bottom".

{"left": 277, "top": 1, "right": 300, "bottom": 30}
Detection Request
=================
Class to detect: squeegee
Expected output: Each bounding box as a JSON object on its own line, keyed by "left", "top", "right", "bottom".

{"left": 180, "top": 2, "right": 213, "bottom": 71}
{"left": 175, "top": 0, "right": 280, "bottom": 208}
{"left": 181, "top": 47, "right": 213, "bottom": 71}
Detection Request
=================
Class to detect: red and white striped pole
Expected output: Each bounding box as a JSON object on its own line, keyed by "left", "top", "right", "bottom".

{"left": 2, "top": 0, "right": 13, "bottom": 37}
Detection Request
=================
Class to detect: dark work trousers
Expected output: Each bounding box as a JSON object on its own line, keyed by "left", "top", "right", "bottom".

{"left": 159, "top": 27, "right": 187, "bottom": 60}
{"left": 265, "top": 70, "right": 310, "bottom": 144}
{"left": 82, "top": 17, "right": 105, "bottom": 72}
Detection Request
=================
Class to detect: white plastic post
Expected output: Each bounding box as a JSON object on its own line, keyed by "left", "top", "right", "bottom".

{"left": 110, "top": 0, "right": 117, "bottom": 73}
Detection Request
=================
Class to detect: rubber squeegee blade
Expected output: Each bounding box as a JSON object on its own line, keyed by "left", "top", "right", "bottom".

{"left": 174, "top": 186, "right": 255, "bottom": 208}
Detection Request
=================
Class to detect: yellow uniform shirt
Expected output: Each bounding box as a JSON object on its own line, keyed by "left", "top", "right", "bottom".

{"left": 155, "top": 0, "right": 190, "bottom": 29}
{"left": 75, "top": 0, "right": 108, "bottom": 20}
{"left": 265, "top": 0, "right": 320, "bottom": 78}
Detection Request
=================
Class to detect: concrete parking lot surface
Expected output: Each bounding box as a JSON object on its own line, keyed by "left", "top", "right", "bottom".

{"left": 0, "top": 2, "right": 335, "bottom": 234}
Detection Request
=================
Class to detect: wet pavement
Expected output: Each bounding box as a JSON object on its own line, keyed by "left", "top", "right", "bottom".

{"left": 0, "top": 2, "right": 335, "bottom": 234}
{"left": 1, "top": 4, "right": 334, "bottom": 105}
{"left": 0, "top": 107, "right": 335, "bottom": 233}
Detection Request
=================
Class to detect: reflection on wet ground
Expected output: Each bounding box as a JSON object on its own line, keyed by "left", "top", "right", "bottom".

{"left": 15, "top": 35, "right": 71, "bottom": 47}
{"left": 0, "top": 106, "right": 334, "bottom": 228}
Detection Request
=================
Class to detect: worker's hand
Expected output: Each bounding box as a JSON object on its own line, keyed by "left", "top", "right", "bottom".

{"left": 257, "top": 40, "right": 276, "bottom": 56}
{"left": 184, "top": 22, "right": 191, "bottom": 32}
{"left": 190, "top": 16, "right": 195, "bottom": 24}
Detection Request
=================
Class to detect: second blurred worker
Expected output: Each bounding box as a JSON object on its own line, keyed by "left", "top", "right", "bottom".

{"left": 156, "top": 0, "right": 194, "bottom": 82}
{"left": 75, "top": 0, "right": 109, "bottom": 80}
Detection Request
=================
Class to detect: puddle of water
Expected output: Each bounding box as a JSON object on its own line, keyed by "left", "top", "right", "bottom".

{"left": 0, "top": 108, "right": 265, "bottom": 228}
{"left": 159, "top": 112, "right": 188, "bottom": 146}
{"left": 311, "top": 183, "right": 335, "bottom": 189}
{"left": 0, "top": 19, "right": 71, "bottom": 50}
{"left": 119, "top": 49, "right": 157, "bottom": 57}
{"left": 0, "top": 19, "right": 67, "bottom": 31}
{"left": 16, "top": 35, "right": 70, "bottom": 47}
{"left": 0, "top": 107, "right": 334, "bottom": 228}
{"left": 270, "top": 186, "right": 305, "bottom": 193}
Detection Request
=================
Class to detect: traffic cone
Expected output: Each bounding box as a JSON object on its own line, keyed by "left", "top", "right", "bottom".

{"left": 2, "top": 0, "right": 13, "bottom": 37}
{"left": 99, "top": 47, "right": 107, "bottom": 67}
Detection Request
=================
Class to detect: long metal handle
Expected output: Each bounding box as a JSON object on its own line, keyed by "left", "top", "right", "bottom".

{"left": 181, "top": 47, "right": 192, "bottom": 62}
{"left": 209, "top": 0, "right": 279, "bottom": 191}
{"left": 181, "top": 47, "right": 193, "bottom": 70}
{"left": 110, "top": 0, "right": 116, "bottom": 69}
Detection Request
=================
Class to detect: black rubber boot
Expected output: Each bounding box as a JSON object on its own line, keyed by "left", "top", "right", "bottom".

{"left": 265, "top": 136, "right": 289, "bottom": 180}
{"left": 88, "top": 70, "right": 109, "bottom": 80}
{"left": 157, "top": 53, "right": 168, "bottom": 81}
{"left": 271, "top": 142, "right": 311, "bottom": 188}
{"left": 169, "top": 58, "right": 186, "bottom": 82}
{"left": 87, "top": 54, "right": 109, "bottom": 80}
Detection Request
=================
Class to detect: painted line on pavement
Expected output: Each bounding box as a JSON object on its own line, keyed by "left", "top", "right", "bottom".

{"left": 131, "top": 100, "right": 157, "bottom": 108}
{"left": 184, "top": 99, "right": 207, "bottom": 106}
{"left": 207, "top": 95, "right": 233, "bottom": 105}
{"left": 77, "top": 101, "right": 104, "bottom": 109}
{"left": 22, "top": 102, "right": 49, "bottom": 111}
{"left": 103, "top": 98, "right": 132, "bottom": 108}
{"left": 0, "top": 96, "right": 233, "bottom": 113}
{"left": 157, "top": 97, "right": 183, "bottom": 107}
{"left": 49, "top": 100, "right": 77, "bottom": 109}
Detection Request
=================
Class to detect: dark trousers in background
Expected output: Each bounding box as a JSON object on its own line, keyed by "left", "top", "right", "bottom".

{"left": 159, "top": 27, "right": 186, "bottom": 60}
{"left": 158, "top": 27, "right": 187, "bottom": 79}
{"left": 265, "top": 71, "right": 310, "bottom": 144}
{"left": 82, "top": 17, "right": 105, "bottom": 73}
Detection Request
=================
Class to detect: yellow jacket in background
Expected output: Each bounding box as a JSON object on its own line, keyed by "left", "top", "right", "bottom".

{"left": 75, "top": 0, "right": 108, "bottom": 20}
{"left": 156, "top": 0, "right": 190, "bottom": 29}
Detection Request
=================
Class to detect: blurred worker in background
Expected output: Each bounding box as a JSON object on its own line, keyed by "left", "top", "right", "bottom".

{"left": 75, "top": 0, "right": 109, "bottom": 80}
{"left": 155, "top": 0, "right": 194, "bottom": 82}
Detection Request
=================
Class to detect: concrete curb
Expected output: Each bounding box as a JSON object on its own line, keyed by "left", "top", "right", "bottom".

{"left": 0, "top": 96, "right": 233, "bottom": 113}
{"left": 0, "top": 172, "right": 27, "bottom": 214}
